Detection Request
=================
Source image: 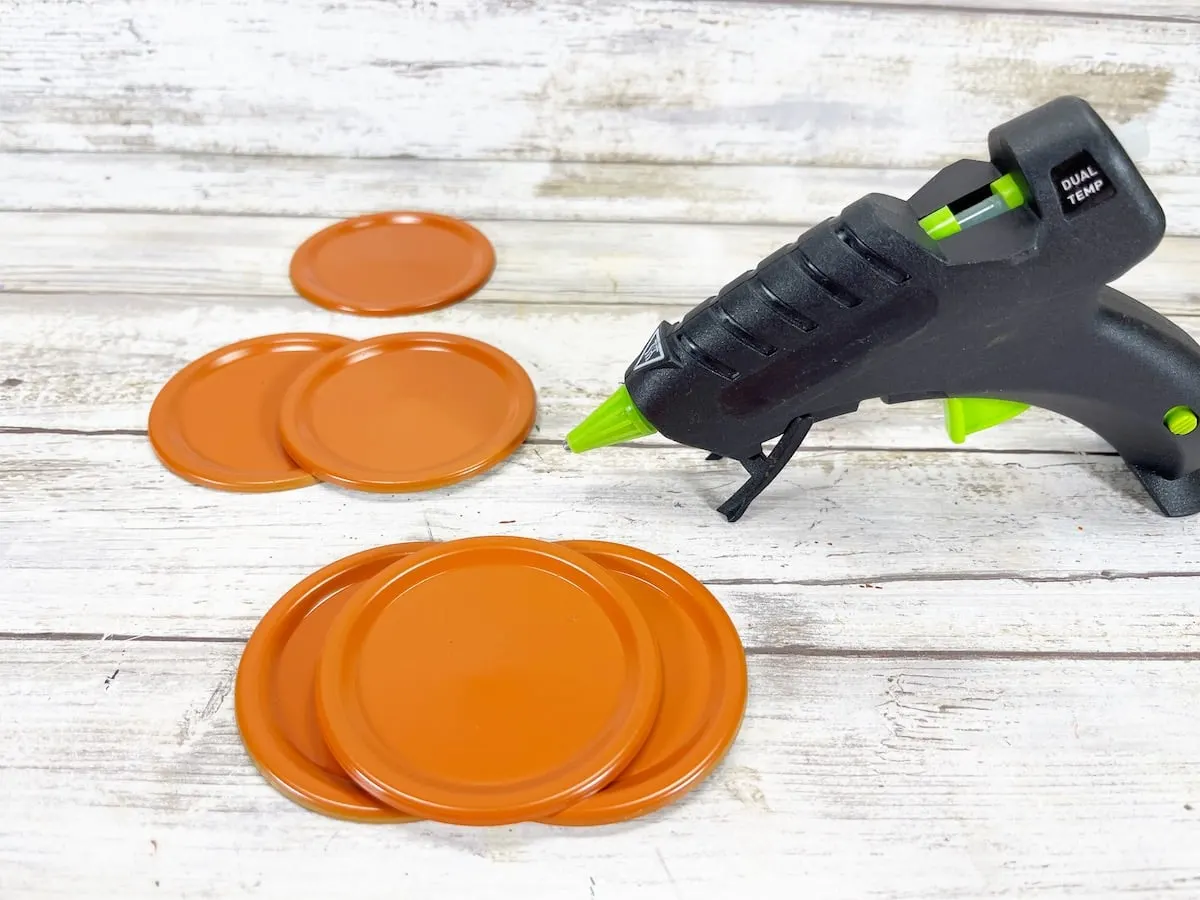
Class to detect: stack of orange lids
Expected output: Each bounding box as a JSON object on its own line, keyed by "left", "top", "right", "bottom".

{"left": 235, "top": 536, "right": 748, "bottom": 825}
{"left": 148, "top": 331, "right": 535, "bottom": 493}
{"left": 148, "top": 212, "right": 528, "bottom": 493}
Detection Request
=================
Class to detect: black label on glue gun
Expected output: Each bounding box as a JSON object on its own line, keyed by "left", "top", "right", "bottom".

{"left": 1052, "top": 151, "right": 1116, "bottom": 217}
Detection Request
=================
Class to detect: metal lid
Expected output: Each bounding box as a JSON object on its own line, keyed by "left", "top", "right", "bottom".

{"left": 315, "top": 536, "right": 663, "bottom": 825}
{"left": 279, "top": 332, "right": 535, "bottom": 492}
{"left": 289, "top": 211, "right": 495, "bottom": 316}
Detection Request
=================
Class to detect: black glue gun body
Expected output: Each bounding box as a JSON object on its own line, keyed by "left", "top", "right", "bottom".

{"left": 620, "top": 97, "right": 1200, "bottom": 520}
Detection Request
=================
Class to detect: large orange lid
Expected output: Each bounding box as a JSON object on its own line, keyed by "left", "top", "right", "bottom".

{"left": 289, "top": 212, "right": 495, "bottom": 316}
{"left": 235, "top": 543, "right": 432, "bottom": 821}
{"left": 279, "top": 332, "right": 536, "bottom": 492}
{"left": 315, "top": 536, "right": 663, "bottom": 825}
{"left": 542, "top": 542, "right": 747, "bottom": 825}
{"left": 148, "top": 333, "right": 350, "bottom": 491}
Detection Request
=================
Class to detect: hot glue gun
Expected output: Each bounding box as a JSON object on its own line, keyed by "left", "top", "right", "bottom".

{"left": 566, "top": 96, "right": 1200, "bottom": 522}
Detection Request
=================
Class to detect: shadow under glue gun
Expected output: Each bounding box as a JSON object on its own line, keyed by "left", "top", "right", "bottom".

{"left": 565, "top": 95, "right": 1200, "bottom": 522}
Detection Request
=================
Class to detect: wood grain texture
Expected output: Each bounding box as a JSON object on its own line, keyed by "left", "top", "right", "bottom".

{"left": 2, "top": 641, "right": 1198, "bottom": 899}
{"left": 0, "top": 211, "right": 1195, "bottom": 452}
{"left": 0, "top": 288, "right": 1127, "bottom": 451}
{"left": 5, "top": 153, "right": 1200, "bottom": 234}
{"left": 8, "top": 555, "right": 1200, "bottom": 653}
{"left": 2, "top": 0, "right": 1196, "bottom": 170}
{"left": 0, "top": 212, "right": 1195, "bottom": 312}
{"left": 2, "top": 431, "right": 1198, "bottom": 604}
{"left": 5, "top": 1, "right": 1200, "bottom": 896}
{"left": 774, "top": 0, "right": 1200, "bottom": 17}
{"left": 2, "top": 430, "right": 1199, "bottom": 647}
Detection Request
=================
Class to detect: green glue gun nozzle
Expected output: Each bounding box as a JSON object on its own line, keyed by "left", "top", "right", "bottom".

{"left": 565, "top": 384, "right": 657, "bottom": 453}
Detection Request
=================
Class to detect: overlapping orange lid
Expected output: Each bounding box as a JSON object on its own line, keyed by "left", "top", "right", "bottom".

{"left": 149, "top": 333, "right": 350, "bottom": 491}
{"left": 289, "top": 212, "right": 495, "bottom": 316}
{"left": 235, "top": 543, "right": 432, "bottom": 821}
{"left": 543, "top": 541, "right": 747, "bottom": 825}
{"left": 279, "top": 332, "right": 536, "bottom": 492}
{"left": 314, "top": 536, "right": 663, "bottom": 825}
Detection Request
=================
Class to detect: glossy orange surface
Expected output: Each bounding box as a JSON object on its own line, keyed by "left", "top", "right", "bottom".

{"left": 279, "top": 332, "right": 536, "bottom": 492}
{"left": 235, "top": 543, "right": 432, "bottom": 821}
{"left": 289, "top": 211, "right": 495, "bottom": 316}
{"left": 148, "top": 333, "right": 350, "bottom": 491}
{"left": 542, "top": 541, "right": 748, "bottom": 825}
{"left": 315, "top": 536, "right": 663, "bottom": 825}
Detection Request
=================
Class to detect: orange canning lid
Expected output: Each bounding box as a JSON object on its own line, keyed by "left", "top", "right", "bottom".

{"left": 235, "top": 543, "right": 432, "bottom": 821}
{"left": 315, "top": 536, "right": 663, "bottom": 826}
{"left": 279, "top": 332, "right": 536, "bottom": 492}
{"left": 148, "top": 333, "right": 350, "bottom": 491}
{"left": 289, "top": 211, "right": 495, "bottom": 316}
{"left": 542, "top": 541, "right": 747, "bottom": 825}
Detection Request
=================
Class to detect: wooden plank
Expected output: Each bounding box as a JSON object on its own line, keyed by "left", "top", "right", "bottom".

{"left": 4, "top": 486, "right": 1200, "bottom": 648}
{"left": 770, "top": 0, "right": 1200, "bottom": 17}
{"left": 5, "top": 153, "right": 1200, "bottom": 234}
{"left": 2, "top": 1, "right": 1196, "bottom": 171}
{"left": 2, "top": 432, "right": 1198, "bottom": 597}
{"left": 0, "top": 214, "right": 825, "bottom": 302}
{"left": 1, "top": 213, "right": 1196, "bottom": 313}
{"left": 0, "top": 288, "right": 1123, "bottom": 452}
{"left": 0, "top": 154, "right": 936, "bottom": 225}
{"left": 0, "top": 207, "right": 1195, "bottom": 451}
{"left": 2, "top": 641, "right": 1198, "bottom": 898}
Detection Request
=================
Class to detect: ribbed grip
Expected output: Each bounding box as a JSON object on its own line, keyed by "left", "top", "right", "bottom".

{"left": 671, "top": 216, "right": 915, "bottom": 383}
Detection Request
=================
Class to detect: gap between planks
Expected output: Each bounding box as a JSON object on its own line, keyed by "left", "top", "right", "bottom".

{"left": 2, "top": 631, "right": 1200, "bottom": 663}
{"left": 3, "top": 643, "right": 1198, "bottom": 900}
{"left": 0, "top": 426, "right": 1126, "bottom": 459}
{"left": 3, "top": 155, "right": 1199, "bottom": 234}
{"left": 721, "top": 0, "right": 1200, "bottom": 22}
{"left": 0, "top": 291, "right": 1197, "bottom": 451}
{"left": 1, "top": 216, "right": 1195, "bottom": 310}
{"left": 6, "top": 434, "right": 1200, "bottom": 651}
{"left": 5, "top": 432, "right": 1200, "bottom": 586}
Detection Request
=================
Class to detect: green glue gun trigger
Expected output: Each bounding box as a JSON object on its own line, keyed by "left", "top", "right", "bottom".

{"left": 566, "top": 96, "right": 1200, "bottom": 522}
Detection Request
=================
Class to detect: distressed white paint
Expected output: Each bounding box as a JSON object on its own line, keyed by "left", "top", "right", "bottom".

{"left": 0, "top": 213, "right": 1195, "bottom": 312}
{"left": 2, "top": 430, "right": 1200, "bottom": 647}
{"left": 0, "top": 212, "right": 1195, "bottom": 453}
{"left": 0, "top": 286, "right": 1129, "bottom": 451}
{"left": 805, "top": 0, "right": 1200, "bottom": 15}
{"left": 2, "top": 1, "right": 1196, "bottom": 170}
{"left": 4, "top": 154, "right": 1200, "bottom": 234}
{"left": 4, "top": 0, "right": 1200, "bottom": 895}
{"left": 7, "top": 550, "right": 1200, "bottom": 652}
{"left": 2, "top": 431, "right": 1197, "bottom": 593}
{"left": 2, "top": 643, "right": 1198, "bottom": 899}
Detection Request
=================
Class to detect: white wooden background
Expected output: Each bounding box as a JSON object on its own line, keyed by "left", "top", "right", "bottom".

{"left": 2, "top": 1, "right": 1200, "bottom": 897}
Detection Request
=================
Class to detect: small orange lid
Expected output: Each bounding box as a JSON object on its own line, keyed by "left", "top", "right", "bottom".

{"left": 148, "top": 333, "right": 350, "bottom": 491}
{"left": 315, "top": 536, "right": 663, "bottom": 826}
{"left": 542, "top": 542, "right": 748, "bottom": 825}
{"left": 235, "top": 543, "right": 432, "bottom": 821}
{"left": 279, "top": 333, "right": 536, "bottom": 492}
{"left": 289, "top": 212, "right": 495, "bottom": 316}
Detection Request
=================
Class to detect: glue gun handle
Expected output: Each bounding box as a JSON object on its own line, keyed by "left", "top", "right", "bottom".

{"left": 1023, "top": 288, "right": 1200, "bottom": 506}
